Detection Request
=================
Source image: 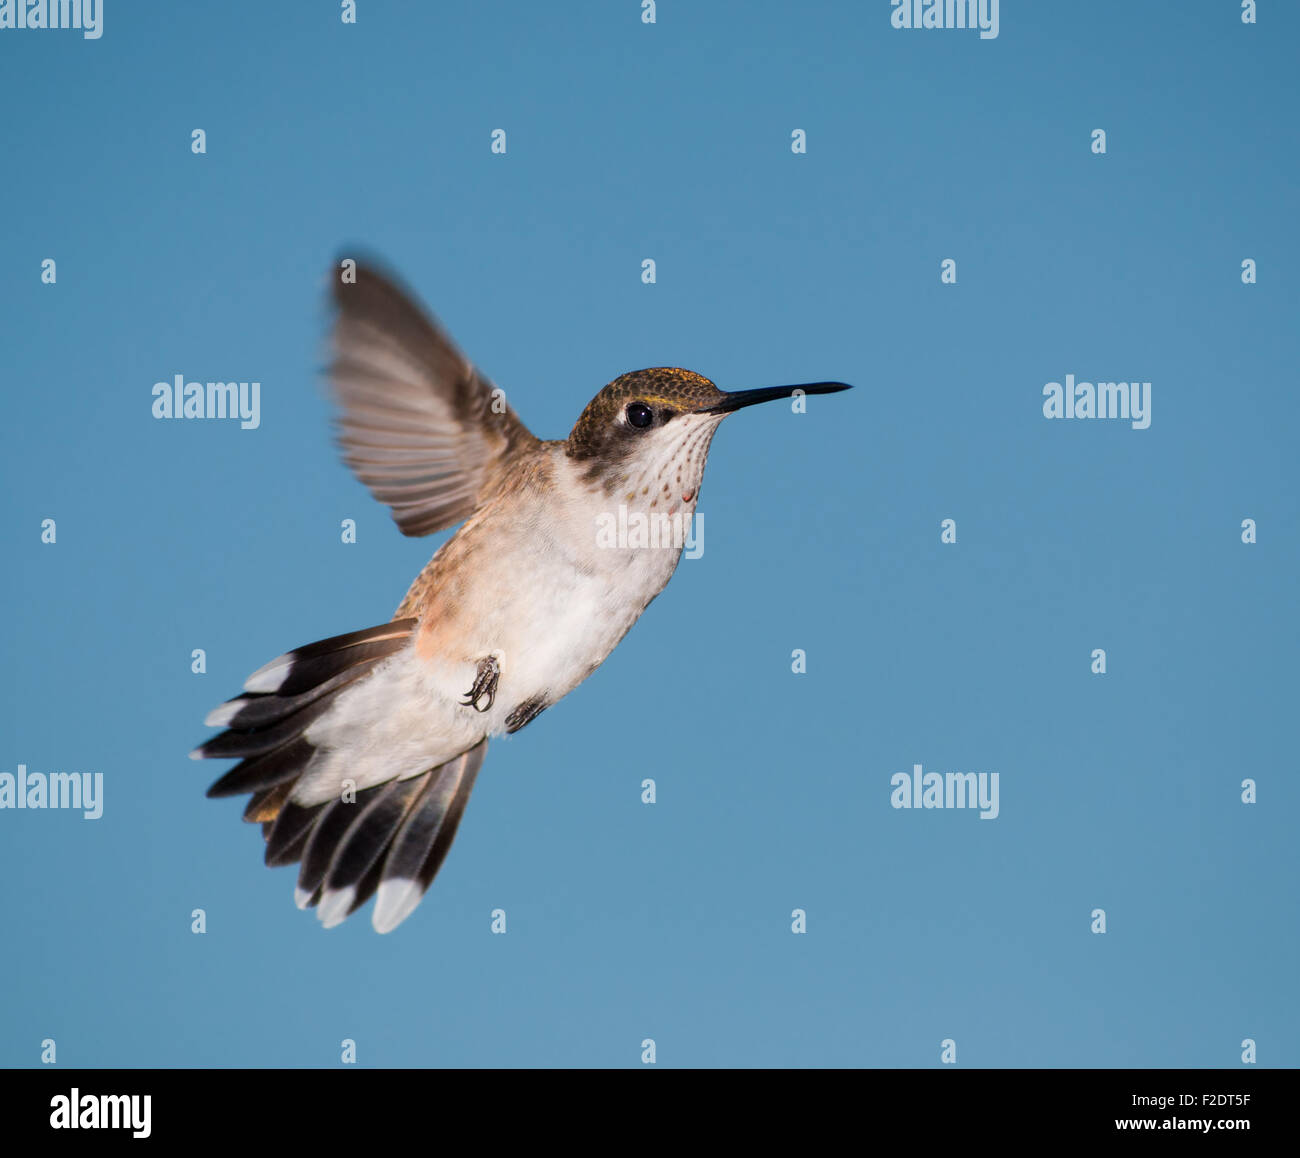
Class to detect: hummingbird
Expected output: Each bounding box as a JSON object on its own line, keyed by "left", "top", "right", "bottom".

{"left": 192, "top": 262, "right": 851, "bottom": 933}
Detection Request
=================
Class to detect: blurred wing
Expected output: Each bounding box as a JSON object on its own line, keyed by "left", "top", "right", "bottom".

{"left": 329, "top": 261, "right": 540, "bottom": 536}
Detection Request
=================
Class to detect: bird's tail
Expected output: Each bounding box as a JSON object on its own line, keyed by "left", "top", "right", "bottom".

{"left": 192, "top": 619, "right": 487, "bottom": 933}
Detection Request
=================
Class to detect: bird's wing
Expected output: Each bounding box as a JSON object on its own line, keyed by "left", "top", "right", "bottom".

{"left": 328, "top": 261, "right": 540, "bottom": 537}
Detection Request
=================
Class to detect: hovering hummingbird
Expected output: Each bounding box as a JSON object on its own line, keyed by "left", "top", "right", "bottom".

{"left": 193, "top": 262, "right": 851, "bottom": 933}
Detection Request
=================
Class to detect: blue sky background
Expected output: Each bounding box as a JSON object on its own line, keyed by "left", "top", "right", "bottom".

{"left": 1, "top": 1, "right": 1296, "bottom": 1067}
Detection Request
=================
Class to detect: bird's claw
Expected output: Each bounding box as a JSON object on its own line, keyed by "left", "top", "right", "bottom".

{"left": 462, "top": 655, "right": 500, "bottom": 713}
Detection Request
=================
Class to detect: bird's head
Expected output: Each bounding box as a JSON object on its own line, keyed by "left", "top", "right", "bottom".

{"left": 566, "top": 367, "right": 851, "bottom": 503}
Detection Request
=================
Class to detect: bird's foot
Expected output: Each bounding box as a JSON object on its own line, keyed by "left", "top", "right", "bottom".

{"left": 461, "top": 655, "right": 500, "bottom": 713}
{"left": 505, "top": 697, "right": 547, "bottom": 734}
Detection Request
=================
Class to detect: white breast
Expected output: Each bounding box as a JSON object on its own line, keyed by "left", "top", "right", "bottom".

{"left": 292, "top": 446, "right": 697, "bottom": 805}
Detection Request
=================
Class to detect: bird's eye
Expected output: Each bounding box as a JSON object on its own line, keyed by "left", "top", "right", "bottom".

{"left": 626, "top": 402, "right": 654, "bottom": 429}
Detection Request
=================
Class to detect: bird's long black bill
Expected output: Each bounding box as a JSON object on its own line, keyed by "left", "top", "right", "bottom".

{"left": 697, "top": 381, "right": 853, "bottom": 414}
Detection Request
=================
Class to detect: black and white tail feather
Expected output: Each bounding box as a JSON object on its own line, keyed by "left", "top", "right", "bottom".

{"left": 192, "top": 620, "right": 486, "bottom": 933}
